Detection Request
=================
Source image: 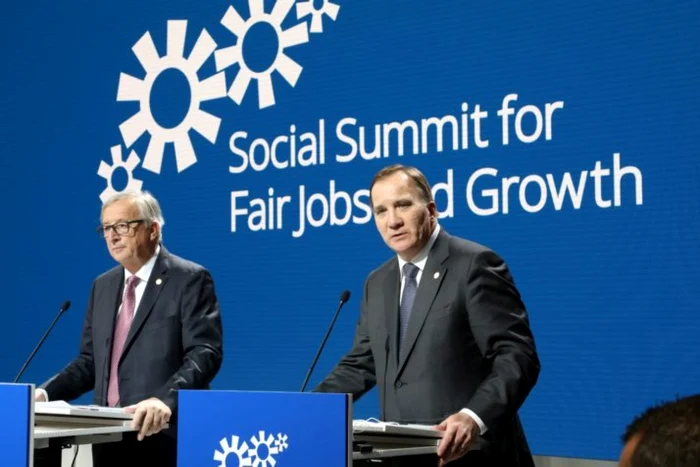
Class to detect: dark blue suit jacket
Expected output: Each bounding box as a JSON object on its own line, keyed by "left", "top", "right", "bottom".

{"left": 317, "top": 230, "right": 539, "bottom": 466}
{"left": 43, "top": 247, "right": 223, "bottom": 417}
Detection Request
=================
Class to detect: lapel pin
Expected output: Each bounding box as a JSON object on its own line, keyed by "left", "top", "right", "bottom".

{"left": 433, "top": 271, "right": 440, "bottom": 279}
{"left": 156, "top": 278, "right": 162, "bottom": 286}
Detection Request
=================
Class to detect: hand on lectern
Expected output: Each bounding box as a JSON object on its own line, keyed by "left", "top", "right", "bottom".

{"left": 34, "top": 389, "right": 47, "bottom": 402}
{"left": 435, "top": 411, "right": 479, "bottom": 465}
{"left": 124, "top": 397, "right": 172, "bottom": 441}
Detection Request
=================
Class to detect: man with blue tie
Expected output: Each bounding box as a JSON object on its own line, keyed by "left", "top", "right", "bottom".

{"left": 316, "top": 164, "right": 540, "bottom": 466}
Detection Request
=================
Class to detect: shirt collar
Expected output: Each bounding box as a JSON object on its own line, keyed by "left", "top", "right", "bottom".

{"left": 398, "top": 224, "right": 441, "bottom": 278}
{"left": 124, "top": 244, "right": 161, "bottom": 284}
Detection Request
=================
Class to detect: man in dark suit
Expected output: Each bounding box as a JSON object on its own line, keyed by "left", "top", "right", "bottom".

{"left": 316, "top": 165, "right": 540, "bottom": 466}
{"left": 36, "top": 190, "right": 223, "bottom": 466}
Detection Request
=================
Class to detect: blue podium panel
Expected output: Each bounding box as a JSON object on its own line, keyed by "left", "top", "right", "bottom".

{"left": 179, "top": 390, "right": 351, "bottom": 467}
{"left": 0, "top": 383, "right": 33, "bottom": 467}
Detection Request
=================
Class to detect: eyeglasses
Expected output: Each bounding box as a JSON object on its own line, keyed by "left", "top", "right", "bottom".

{"left": 97, "top": 219, "right": 145, "bottom": 238}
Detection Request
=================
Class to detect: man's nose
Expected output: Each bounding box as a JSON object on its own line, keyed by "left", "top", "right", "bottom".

{"left": 104, "top": 228, "right": 121, "bottom": 241}
{"left": 387, "top": 210, "right": 403, "bottom": 228}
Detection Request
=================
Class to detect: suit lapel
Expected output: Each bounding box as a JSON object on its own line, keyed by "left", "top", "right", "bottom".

{"left": 382, "top": 260, "right": 400, "bottom": 366}
{"left": 104, "top": 272, "right": 124, "bottom": 346}
{"left": 121, "top": 248, "right": 170, "bottom": 359}
{"left": 103, "top": 271, "right": 123, "bottom": 399}
{"left": 397, "top": 230, "right": 450, "bottom": 376}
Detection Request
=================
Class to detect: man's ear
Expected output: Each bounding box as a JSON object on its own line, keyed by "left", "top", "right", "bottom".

{"left": 428, "top": 201, "right": 438, "bottom": 219}
{"left": 150, "top": 222, "right": 160, "bottom": 241}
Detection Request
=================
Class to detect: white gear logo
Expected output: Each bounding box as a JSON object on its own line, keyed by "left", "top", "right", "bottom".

{"left": 296, "top": 0, "right": 340, "bottom": 34}
{"left": 97, "top": 145, "right": 143, "bottom": 202}
{"left": 273, "top": 433, "right": 288, "bottom": 452}
{"left": 117, "top": 19, "right": 227, "bottom": 174}
{"left": 248, "top": 431, "right": 279, "bottom": 467}
{"left": 214, "top": 0, "right": 309, "bottom": 109}
{"left": 214, "top": 435, "right": 252, "bottom": 467}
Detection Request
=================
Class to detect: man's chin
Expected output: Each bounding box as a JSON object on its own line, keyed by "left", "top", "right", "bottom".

{"left": 390, "top": 242, "right": 417, "bottom": 259}
{"left": 109, "top": 250, "right": 127, "bottom": 263}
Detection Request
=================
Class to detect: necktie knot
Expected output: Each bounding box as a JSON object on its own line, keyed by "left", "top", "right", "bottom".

{"left": 126, "top": 275, "right": 140, "bottom": 290}
{"left": 403, "top": 263, "right": 419, "bottom": 280}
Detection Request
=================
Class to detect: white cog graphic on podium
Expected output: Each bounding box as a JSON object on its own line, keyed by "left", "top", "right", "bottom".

{"left": 214, "top": 0, "right": 309, "bottom": 109}
{"left": 248, "top": 431, "right": 279, "bottom": 467}
{"left": 97, "top": 145, "right": 143, "bottom": 202}
{"left": 117, "top": 19, "right": 227, "bottom": 174}
{"left": 296, "top": 0, "right": 340, "bottom": 33}
{"left": 214, "top": 435, "right": 252, "bottom": 467}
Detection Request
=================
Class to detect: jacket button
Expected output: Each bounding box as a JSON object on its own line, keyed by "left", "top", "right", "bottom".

{"left": 395, "top": 381, "right": 403, "bottom": 388}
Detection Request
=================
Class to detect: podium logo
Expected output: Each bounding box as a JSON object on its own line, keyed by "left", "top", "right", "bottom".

{"left": 215, "top": 430, "right": 289, "bottom": 467}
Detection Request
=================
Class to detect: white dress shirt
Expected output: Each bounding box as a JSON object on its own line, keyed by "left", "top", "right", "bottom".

{"left": 397, "top": 224, "right": 488, "bottom": 435}
{"left": 121, "top": 245, "right": 160, "bottom": 318}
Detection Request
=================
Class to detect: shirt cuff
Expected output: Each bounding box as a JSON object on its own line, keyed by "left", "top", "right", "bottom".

{"left": 35, "top": 388, "right": 49, "bottom": 402}
{"left": 460, "top": 408, "right": 487, "bottom": 435}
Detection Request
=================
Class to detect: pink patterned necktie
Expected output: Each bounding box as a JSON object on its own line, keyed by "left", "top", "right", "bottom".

{"left": 107, "top": 275, "right": 140, "bottom": 407}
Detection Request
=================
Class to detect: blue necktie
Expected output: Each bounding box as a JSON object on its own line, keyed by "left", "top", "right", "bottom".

{"left": 399, "top": 263, "right": 419, "bottom": 352}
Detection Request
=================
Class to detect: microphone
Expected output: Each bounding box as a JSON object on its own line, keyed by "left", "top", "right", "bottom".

{"left": 14, "top": 300, "right": 71, "bottom": 383}
{"left": 300, "top": 290, "right": 351, "bottom": 392}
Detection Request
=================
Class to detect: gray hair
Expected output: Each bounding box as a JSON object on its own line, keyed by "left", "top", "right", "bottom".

{"left": 101, "top": 190, "right": 165, "bottom": 242}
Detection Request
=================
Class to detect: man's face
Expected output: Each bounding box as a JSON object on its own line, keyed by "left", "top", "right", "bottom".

{"left": 371, "top": 172, "right": 436, "bottom": 261}
{"left": 101, "top": 199, "right": 158, "bottom": 273}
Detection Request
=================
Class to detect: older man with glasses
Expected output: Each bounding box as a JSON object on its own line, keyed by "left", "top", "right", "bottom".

{"left": 35, "top": 190, "right": 224, "bottom": 467}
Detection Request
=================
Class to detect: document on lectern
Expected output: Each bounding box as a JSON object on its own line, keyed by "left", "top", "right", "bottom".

{"left": 353, "top": 419, "right": 443, "bottom": 438}
{"left": 35, "top": 400, "right": 133, "bottom": 420}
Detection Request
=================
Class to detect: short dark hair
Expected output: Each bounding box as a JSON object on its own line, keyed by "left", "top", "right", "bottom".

{"left": 622, "top": 394, "right": 700, "bottom": 466}
{"left": 369, "top": 164, "right": 433, "bottom": 205}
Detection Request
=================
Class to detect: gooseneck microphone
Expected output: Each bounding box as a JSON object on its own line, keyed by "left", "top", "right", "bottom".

{"left": 14, "top": 300, "right": 71, "bottom": 383}
{"left": 300, "top": 290, "right": 351, "bottom": 392}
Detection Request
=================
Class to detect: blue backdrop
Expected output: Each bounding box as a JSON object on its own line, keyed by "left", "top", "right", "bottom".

{"left": 2, "top": 0, "right": 699, "bottom": 461}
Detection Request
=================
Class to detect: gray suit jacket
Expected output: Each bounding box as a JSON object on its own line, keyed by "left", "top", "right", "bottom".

{"left": 316, "top": 230, "right": 540, "bottom": 465}
{"left": 43, "top": 247, "right": 224, "bottom": 418}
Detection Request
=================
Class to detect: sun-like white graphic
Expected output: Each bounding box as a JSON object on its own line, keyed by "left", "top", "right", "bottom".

{"left": 248, "top": 430, "right": 280, "bottom": 467}
{"left": 296, "top": 0, "right": 340, "bottom": 33}
{"left": 214, "top": 0, "right": 309, "bottom": 109}
{"left": 117, "top": 20, "right": 227, "bottom": 174}
{"left": 97, "top": 145, "right": 143, "bottom": 202}
{"left": 214, "top": 435, "right": 252, "bottom": 467}
{"left": 273, "top": 433, "right": 288, "bottom": 452}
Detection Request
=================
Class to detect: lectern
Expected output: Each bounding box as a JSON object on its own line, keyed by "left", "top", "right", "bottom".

{"left": 178, "top": 390, "right": 440, "bottom": 466}
{"left": 0, "top": 383, "right": 135, "bottom": 467}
